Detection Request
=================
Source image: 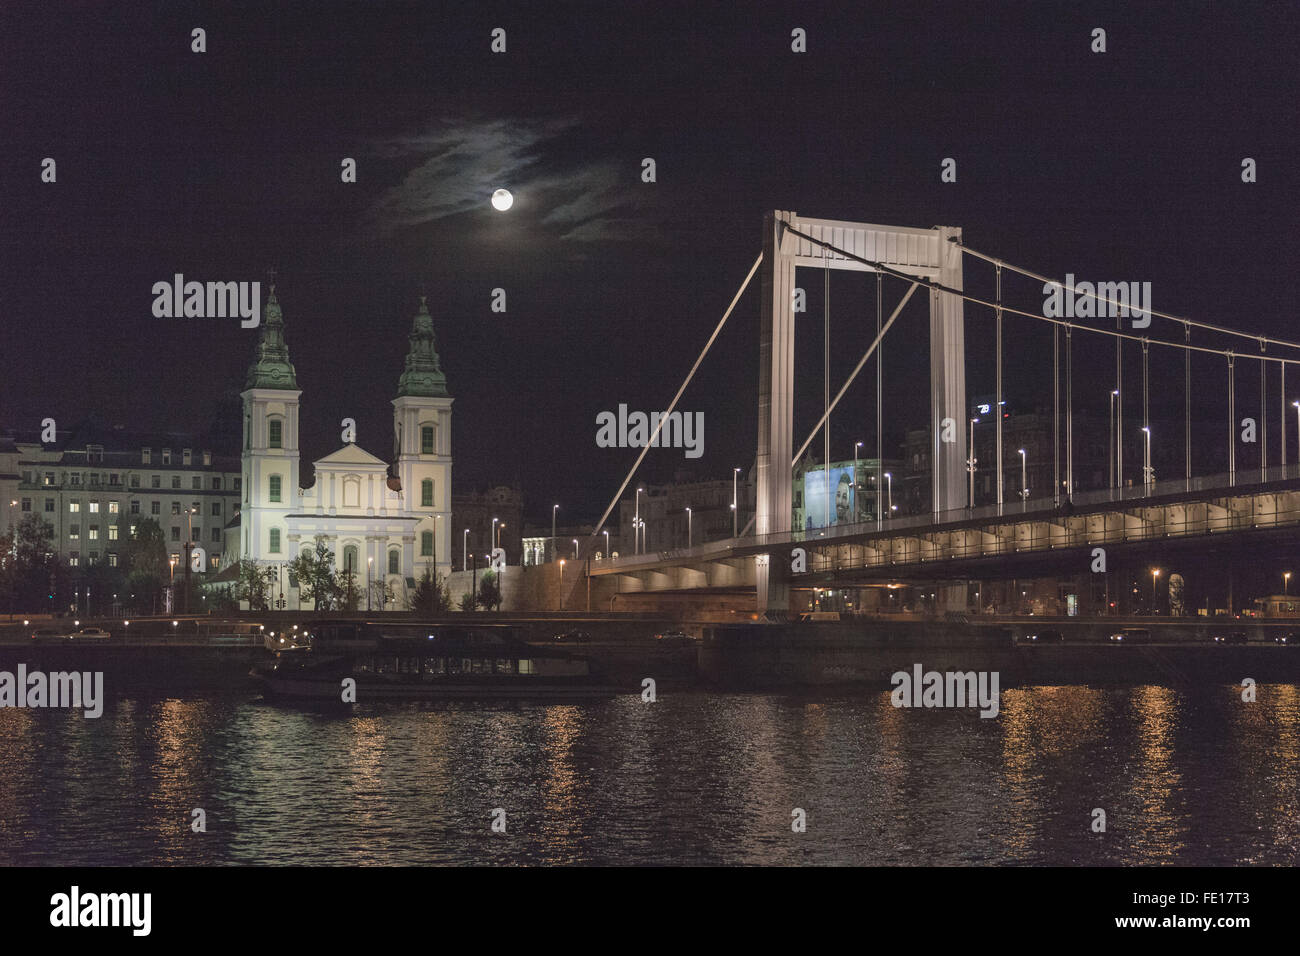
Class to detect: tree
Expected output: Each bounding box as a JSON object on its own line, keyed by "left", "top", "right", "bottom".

{"left": 0, "top": 514, "right": 60, "bottom": 612}
{"left": 409, "top": 567, "right": 452, "bottom": 614}
{"left": 477, "top": 570, "right": 503, "bottom": 611}
{"left": 234, "top": 559, "right": 270, "bottom": 611}
{"left": 340, "top": 569, "right": 360, "bottom": 612}
{"left": 458, "top": 591, "right": 478, "bottom": 611}
{"left": 287, "top": 536, "right": 342, "bottom": 611}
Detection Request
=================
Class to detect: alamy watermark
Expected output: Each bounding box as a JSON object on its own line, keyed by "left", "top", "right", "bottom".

{"left": 1042, "top": 274, "right": 1152, "bottom": 328}
{"left": 890, "top": 663, "right": 1000, "bottom": 718}
{"left": 151, "top": 274, "right": 260, "bottom": 327}
{"left": 596, "top": 403, "right": 704, "bottom": 459}
{"left": 0, "top": 665, "right": 103, "bottom": 717}
{"left": 50, "top": 886, "right": 150, "bottom": 936}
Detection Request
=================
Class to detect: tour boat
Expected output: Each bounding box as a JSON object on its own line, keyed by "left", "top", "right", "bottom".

{"left": 252, "top": 619, "right": 622, "bottom": 701}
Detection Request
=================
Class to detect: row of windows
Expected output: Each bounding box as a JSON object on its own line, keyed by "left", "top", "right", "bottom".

{"left": 140, "top": 448, "right": 212, "bottom": 466}
{"left": 26, "top": 471, "right": 236, "bottom": 491}
{"left": 67, "top": 523, "right": 222, "bottom": 543}
{"left": 355, "top": 656, "right": 531, "bottom": 676}
{"left": 52, "top": 499, "right": 224, "bottom": 517}
{"left": 262, "top": 534, "right": 435, "bottom": 561}
{"left": 65, "top": 551, "right": 222, "bottom": 569}
{"left": 258, "top": 475, "right": 436, "bottom": 508}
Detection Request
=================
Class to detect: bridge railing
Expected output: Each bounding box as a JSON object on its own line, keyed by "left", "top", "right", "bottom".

{"left": 600, "top": 461, "right": 1300, "bottom": 571}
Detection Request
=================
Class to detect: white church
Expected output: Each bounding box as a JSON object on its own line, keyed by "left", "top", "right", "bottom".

{"left": 223, "top": 285, "right": 453, "bottom": 609}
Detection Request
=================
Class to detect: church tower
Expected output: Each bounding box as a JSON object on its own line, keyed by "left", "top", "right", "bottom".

{"left": 392, "top": 296, "right": 453, "bottom": 581}
{"left": 240, "top": 283, "right": 301, "bottom": 564}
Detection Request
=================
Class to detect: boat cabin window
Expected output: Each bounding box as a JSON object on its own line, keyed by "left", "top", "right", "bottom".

{"left": 518, "top": 659, "right": 534, "bottom": 675}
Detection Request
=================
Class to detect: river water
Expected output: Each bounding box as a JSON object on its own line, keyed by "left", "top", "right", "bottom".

{"left": 2, "top": 685, "right": 1297, "bottom": 865}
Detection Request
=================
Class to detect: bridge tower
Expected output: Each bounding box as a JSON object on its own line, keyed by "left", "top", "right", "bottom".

{"left": 755, "top": 211, "right": 966, "bottom": 614}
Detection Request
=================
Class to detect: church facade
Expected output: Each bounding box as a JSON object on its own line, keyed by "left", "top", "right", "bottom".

{"left": 225, "top": 286, "right": 452, "bottom": 609}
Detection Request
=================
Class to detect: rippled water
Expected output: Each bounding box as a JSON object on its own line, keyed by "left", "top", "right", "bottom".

{"left": 2, "top": 685, "right": 1298, "bottom": 865}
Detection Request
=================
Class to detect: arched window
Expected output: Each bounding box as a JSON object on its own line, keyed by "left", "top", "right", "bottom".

{"left": 388, "top": 550, "right": 399, "bottom": 575}
{"left": 421, "top": 425, "right": 435, "bottom": 455}
{"left": 421, "top": 478, "right": 433, "bottom": 507}
{"left": 268, "top": 418, "right": 283, "bottom": 449}
{"left": 268, "top": 474, "right": 282, "bottom": 503}
{"left": 343, "top": 545, "right": 358, "bottom": 573}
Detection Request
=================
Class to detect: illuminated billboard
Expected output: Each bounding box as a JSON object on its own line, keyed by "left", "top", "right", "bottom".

{"left": 803, "top": 466, "right": 856, "bottom": 530}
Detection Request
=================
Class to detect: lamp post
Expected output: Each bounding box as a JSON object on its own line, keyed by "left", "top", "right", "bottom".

{"left": 733, "top": 468, "right": 743, "bottom": 538}
{"left": 1018, "top": 448, "right": 1028, "bottom": 503}
{"left": 1285, "top": 571, "right": 1292, "bottom": 595}
{"left": 1142, "top": 427, "right": 1153, "bottom": 488}
{"left": 463, "top": 528, "right": 469, "bottom": 570}
{"left": 1109, "top": 390, "right": 1119, "bottom": 488}
{"left": 603, "top": 529, "right": 609, "bottom": 558}
{"left": 551, "top": 504, "right": 559, "bottom": 563}
{"left": 853, "top": 442, "right": 862, "bottom": 522}
{"left": 685, "top": 506, "right": 692, "bottom": 548}
{"left": 884, "top": 472, "right": 892, "bottom": 518}
{"left": 968, "top": 418, "right": 979, "bottom": 509}
{"left": 1151, "top": 568, "right": 1160, "bottom": 615}
{"left": 491, "top": 517, "right": 499, "bottom": 552}
{"left": 558, "top": 559, "right": 565, "bottom": 611}
{"left": 367, "top": 556, "right": 373, "bottom": 611}
{"left": 572, "top": 538, "right": 578, "bottom": 560}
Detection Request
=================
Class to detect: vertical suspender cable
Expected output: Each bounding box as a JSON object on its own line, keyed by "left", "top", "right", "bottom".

{"left": 1142, "top": 339, "right": 1150, "bottom": 487}
{"left": 1228, "top": 353, "right": 1236, "bottom": 486}
{"left": 1116, "top": 316, "right": 1123, "bottom": 488}
{"left": 1185, "top": 324, "right": 1191, "bottom": 484}
{"left": 1054, "top": 325, "right": 1060, "bottom": 506}
{"left": 996, "top": 263, "right": 1003, "bottom": 508}
{"left": 1260, "top": 342, "right": 1268, "bottom": 481}
{"left": 824, "top": 253, "right": 830, "bottom": 528}
{"left": 1066, "top": 324, "right": 1074, "bottom": 500}
{"left": 1283, "top": 361, "right": 1288, "bottom": 469}
{"left": 875, "top": 271, "right": 883, "bottom": 525}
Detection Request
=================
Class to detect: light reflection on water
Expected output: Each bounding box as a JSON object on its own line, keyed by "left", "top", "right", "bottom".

{"left": 1, "top": 686, "right": 1297, "bottom": 866}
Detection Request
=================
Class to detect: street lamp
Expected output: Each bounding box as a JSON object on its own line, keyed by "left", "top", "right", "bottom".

{"left": 1018, "top": 449, "right": 1028, "bottom": 504}
{"left": 1285, "top": 571, "right": 1292, "bottom": 595}
{"left": 367, "top": 556, "right": 373, "bottom": 611}
{"left": 1151, "top": 568, "right": 1160, "bottom": 614}
{"left": 853, "top": 442, "right": 863, "bottom": 522}
{"left": 603, "top": 529, "right": 609, "bottom": 558}
{"left": 572, "top": 538, "right": 578, "bottom": 560}
{"left": 491, "top": 517, "right": 499, "bottom": 551}
{"left": 968, "top": 417, "right": 980, "bottom": 509}
{"left": 463, "top": 528, "right": 469, "bottom": 570}
{"left": 1109, "top": 390, "right": 1119, "bottom": 489}
{"left": 558, "top": 559, "right": 565, "bottom": 610}
{"left": 733, "top": 468, "right": 743, "bottom": 538}
{"left": 884, "top": 472, "right": 893, "bottom": 518}
{"left": 1142, "top": 426, "right": 1153, "bottom": 487}
{"left": 685, "top": 506, "right": 692, "bottom": 548}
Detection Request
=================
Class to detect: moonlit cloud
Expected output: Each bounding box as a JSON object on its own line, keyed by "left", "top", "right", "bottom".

{"left": 362, "top": 117, "right": 660, "bottom": 242}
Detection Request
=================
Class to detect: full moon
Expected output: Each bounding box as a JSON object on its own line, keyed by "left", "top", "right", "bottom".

{"left": 491, "top": 188, "right": 513, "bottom": 211}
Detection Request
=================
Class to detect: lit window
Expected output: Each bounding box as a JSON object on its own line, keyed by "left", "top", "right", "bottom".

{"left": 108, "top": 526, "right": 118, "bottom": 541}
{"left": 69, "top": 502, "right": 79, "bottom": 513}
{"left": 89, "top": 501, "right": 99, "bottom": 514}
{"left": 108, "top": 501, "right": 119, "bottom": 514}
{"left": 142, "top": 448, "right": 151, "bottom": 464}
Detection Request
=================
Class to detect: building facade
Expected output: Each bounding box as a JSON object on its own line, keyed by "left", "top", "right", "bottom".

{"left": 1, "top": 424, "right": 241, "bottom": 573}
{"left": 225, "top": 288, "right": 453, "bottom": 608}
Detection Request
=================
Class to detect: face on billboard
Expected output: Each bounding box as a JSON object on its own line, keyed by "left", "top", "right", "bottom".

{"left": 804, "top": 467, "right": 855, "bottom": 529}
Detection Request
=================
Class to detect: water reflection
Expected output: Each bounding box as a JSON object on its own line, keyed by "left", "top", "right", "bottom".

{"left": 1, "top": 686, "right": 1298, "bottom": 865}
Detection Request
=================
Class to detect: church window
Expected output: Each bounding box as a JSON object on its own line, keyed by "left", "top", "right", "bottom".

{"left": 343, "top": 545, "right": 358, "bottom": 573}
{"left": 421, "top": 425, "right": 435, "bottom": 454}
{"left": 270, "top": 528, "right": 281, "bottom": 553}
{"left": 269, "top": 475, "right": 282, "bottom": 503}
{"left": 388, "top": 550, "right": 399, "bottom": 575}
{"left": 268, "top": 419, "right": 282, "bottom": 449}
{"left": 421, "top": 531, "right": 433, "bottom": 556}
{"left": 421, "top": 479, "right": 433, "bottom": 507}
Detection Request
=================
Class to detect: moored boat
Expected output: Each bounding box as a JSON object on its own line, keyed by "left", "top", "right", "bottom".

{"left": 252, "top": 619, "right": 623, "bottom": 701}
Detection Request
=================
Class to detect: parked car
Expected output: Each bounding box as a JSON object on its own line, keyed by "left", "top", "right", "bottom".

{"left": 1020, "top": 629, "right": 1064, "bottom": 644}
{"left": 70, "top": 627, "right": 111, "bottom": 642}
{"left": 654, "top": 630, "right": 692, "bottom": 645}
{"left": 1213, "top": 630, "right": 1248, "bottom": 645}
{"left": 551, "top": 630, "right": 590, "bottom": 644}
{"left": 30, "top": 626, "right": 70, "bottom": 643}
{"left": 1109, "top": 628, "right": 1151, "bottom": 644}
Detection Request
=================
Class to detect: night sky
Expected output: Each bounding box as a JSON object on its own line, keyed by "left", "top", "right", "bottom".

{"left": 2, "top": 2, "right": 1296, "bottom": 524}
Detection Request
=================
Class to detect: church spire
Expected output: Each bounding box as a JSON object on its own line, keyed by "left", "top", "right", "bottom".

{"left": 396, "top": 295, "right": 449, "bottom": 397}
{"left": 245, "top": 279, "right": 299, "bottom": 390}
